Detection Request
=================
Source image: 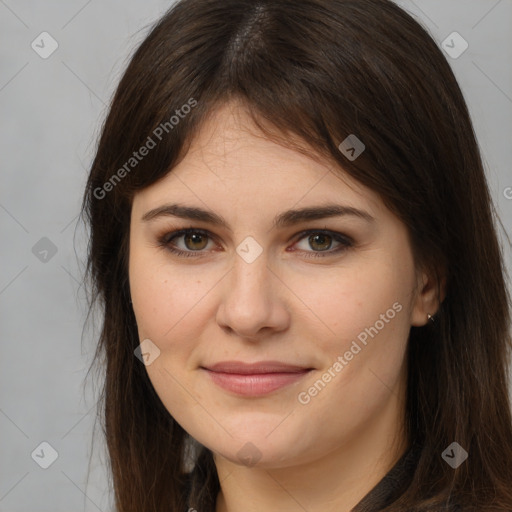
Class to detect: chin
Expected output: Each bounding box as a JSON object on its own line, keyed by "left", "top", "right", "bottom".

{"left": 198, "top": 426, "right": 310, "bottom": 469}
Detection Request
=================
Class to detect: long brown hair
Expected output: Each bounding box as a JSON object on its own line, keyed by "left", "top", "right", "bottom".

{"left": 81, "top": 0, "right": 512, "bottom": 510}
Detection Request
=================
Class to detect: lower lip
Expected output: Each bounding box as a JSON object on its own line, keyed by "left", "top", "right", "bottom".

{"left": 202, "top": 369, "right": 312, "bottom": 396}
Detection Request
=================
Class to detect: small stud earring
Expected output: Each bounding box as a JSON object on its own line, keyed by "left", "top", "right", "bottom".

{"left": 427, "top": 313, "right": 435, "bottom": 324}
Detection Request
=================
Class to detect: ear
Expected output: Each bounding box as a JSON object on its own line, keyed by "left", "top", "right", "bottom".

{"left": 410, "top": 265, "right": 447, "bottom": 327}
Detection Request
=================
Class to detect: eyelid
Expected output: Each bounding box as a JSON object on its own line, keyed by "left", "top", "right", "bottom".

{"left": 158, "top": 228, "right": 218, "bottom": 252}
{"left": 291, "top": 228, "right": 353, "bottom": 246}
{"left": 157, "top": 227, "right": 354, "bottom": 258}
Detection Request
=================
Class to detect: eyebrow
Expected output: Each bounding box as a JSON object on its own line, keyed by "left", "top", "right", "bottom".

{"left": 141, "top": 203, "right": 375, "bottom": 229}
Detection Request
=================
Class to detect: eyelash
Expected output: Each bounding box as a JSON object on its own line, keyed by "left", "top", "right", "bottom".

{"left": 156, "top": 228, "right": 354, "bottom": 259}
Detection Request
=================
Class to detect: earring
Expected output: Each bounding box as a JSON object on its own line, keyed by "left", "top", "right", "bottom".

{"left": 427, "top": 313, "right": 435, "bottom": 324}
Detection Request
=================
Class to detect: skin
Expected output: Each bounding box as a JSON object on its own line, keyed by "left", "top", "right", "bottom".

{"left": 128, "top": 101, "right": 444, "bottom": 512}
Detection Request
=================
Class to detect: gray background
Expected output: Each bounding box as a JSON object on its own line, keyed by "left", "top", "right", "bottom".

{"left": 1, "top": 1, "right": 511, "bottom": 510}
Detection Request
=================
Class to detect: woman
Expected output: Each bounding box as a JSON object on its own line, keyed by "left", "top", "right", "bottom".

{"left": 82, "top": 0, "right": 512, "bottom": 510}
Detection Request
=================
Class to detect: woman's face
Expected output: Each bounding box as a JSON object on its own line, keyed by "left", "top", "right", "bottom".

{"left": 129, "top": 101, "right": 434, "bottom": 469}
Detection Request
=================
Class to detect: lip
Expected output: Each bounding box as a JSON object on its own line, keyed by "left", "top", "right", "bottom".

{"left": 200, "top": 361, "right": 313, "bottom": 396}
{"left": 203, "top": 360, "right": 312, "bottom": 374}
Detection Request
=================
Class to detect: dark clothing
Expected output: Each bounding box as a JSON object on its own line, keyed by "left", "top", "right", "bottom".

{"left": 352, "top": 443, "right": 423, "bottom": 511}
{"left": 352, "top": 443, "right": 464, "bottom": 511}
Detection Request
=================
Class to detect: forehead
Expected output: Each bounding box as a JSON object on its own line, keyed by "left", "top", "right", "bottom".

{"left": 132, "top": 101, "right": 384, "bottom": 220}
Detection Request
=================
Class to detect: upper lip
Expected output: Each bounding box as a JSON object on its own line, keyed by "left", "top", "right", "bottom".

{"left": 202, "top": 360, "right": 313, "bottom": 374}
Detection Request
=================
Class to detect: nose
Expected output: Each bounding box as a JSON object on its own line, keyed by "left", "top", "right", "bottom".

{"left": 215, "top": 249, "right": 290, "bottom": 341}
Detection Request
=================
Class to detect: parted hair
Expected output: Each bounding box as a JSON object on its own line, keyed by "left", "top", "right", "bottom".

{"left": 81, "top": 0, "right": 512, "bottom": 510}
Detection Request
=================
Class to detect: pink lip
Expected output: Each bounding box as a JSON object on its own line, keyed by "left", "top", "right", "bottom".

{"left": 201, "top": 361, "right": 313, "bottom": 396}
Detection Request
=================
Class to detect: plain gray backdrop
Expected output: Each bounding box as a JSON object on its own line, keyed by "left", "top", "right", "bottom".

{"left": 1, "top": 1, "right": 511, "bottom": 510}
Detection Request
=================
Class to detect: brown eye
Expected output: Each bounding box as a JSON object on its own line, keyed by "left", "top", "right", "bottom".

{"left": 159, "top": 228, "right": 352, "bottom": 259}
{"left": 293, "top": 230, "right": 353, "bottom": 258}
{"left": 158, "top": 228, "right": 215, "bottom": 257}
{"left": 307, "top": 233, "right": 333, "bottom": 251}
{"left": 183, "top": 232, "right": 209, "bottom": 251}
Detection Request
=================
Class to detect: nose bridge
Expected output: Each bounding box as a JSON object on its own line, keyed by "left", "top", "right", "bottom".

{"left": 229, "top": 246, "right": 271, "bottom": 301}
{"left": 217, "top": 242, "right": 282, "bottom": 337}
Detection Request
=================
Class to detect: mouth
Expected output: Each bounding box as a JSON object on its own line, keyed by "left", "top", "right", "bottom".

{"left": 200, "top": 360, "right": 314, "bottom": 396}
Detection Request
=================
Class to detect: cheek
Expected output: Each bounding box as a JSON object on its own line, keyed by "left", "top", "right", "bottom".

{"left": 128, "top": 253, "right": 211, "bottom": 426}
{"left": 129, "top": 250, "right": 211, "bottom": 342}
{"left": 292, "top": 260, "right": 411, "bottom": 346}
{"left": 292, "top": 259, "right": 412, "bottom": 400}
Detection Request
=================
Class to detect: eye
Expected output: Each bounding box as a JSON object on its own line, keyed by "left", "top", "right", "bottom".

{"left": 291, "top": 230, "right": 353, "bottom": 258}
{"left": 157, "top": 228, "right": 353, "bottom": 258}
{"left": 158, "top": 229, "right": 215, "bottom": 257}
